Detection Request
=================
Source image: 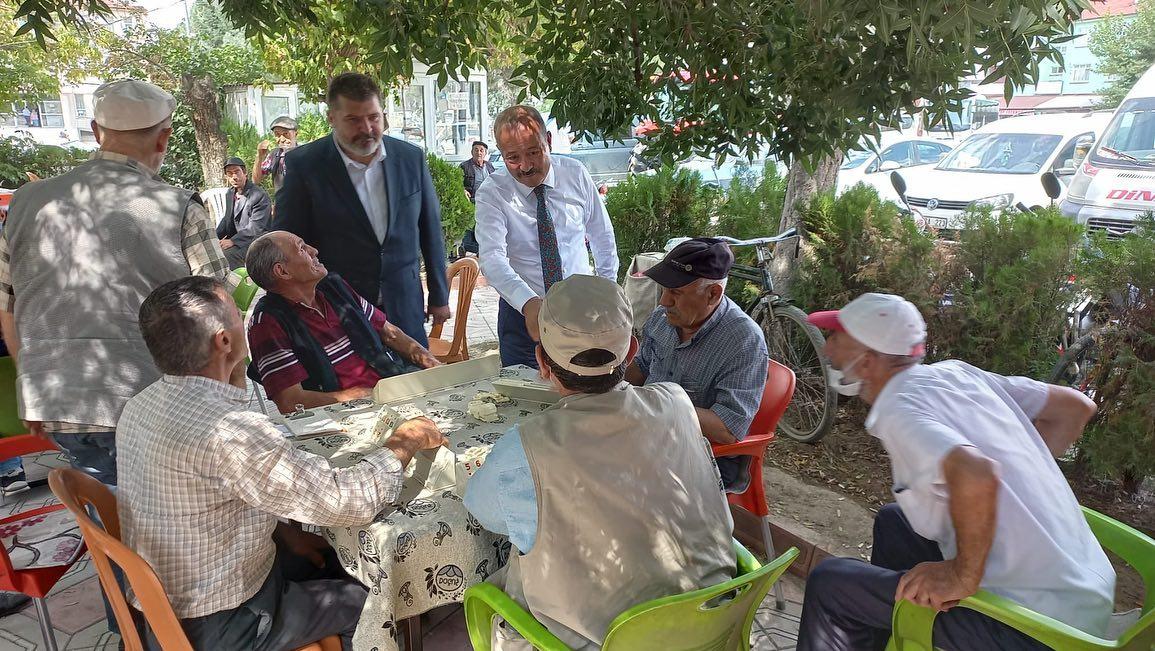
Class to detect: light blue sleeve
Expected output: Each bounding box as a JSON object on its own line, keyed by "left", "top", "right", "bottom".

{"left": 463, "top": 425, "right": 540, "bottom": 553}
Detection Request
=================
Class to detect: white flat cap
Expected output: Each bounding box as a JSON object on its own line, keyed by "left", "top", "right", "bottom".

{"left": 93, "top": 79, "right": 176, "bottom": 131}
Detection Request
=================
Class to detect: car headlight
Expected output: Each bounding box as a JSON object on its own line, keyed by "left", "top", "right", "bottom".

{"left": 968, "top": 193, "right": 1013, "bottom": 210}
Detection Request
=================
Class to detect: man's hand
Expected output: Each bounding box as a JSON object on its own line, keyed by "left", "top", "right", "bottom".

{"left": 465, "top": 190, "right": 472, "bottom": 199}
{"left": 522, "top": 297, "right": 543, "bottom": 341}
{"left": 333, "top": 386, "right": 373, "bottom": 402}
{"left": 384, "top": 416, "right": 448, "bottom": 466}
{"left": 275, "top": 524, "right": 330, "bottom": 568}
{"left": 896, "top": 559, "right": 980, "bottom": 612}
{"left": 427, "top": 304, "right": 451, "bottom": 327}
{"left": 412, "top": 349, "right": 442, "bottom": 369}
{"left": 258, "top": 139, "right": 271, "bottom": 153}
{"left": 220, "top": 238, "right": 234, "bottom": 250}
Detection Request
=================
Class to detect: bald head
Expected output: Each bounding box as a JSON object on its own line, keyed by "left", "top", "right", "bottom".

{"left": 246, "top": 231, "right": 327, "bottom": 295}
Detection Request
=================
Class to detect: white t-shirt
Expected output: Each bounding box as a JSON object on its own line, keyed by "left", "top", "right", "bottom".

{"left": 866, "top": 360, "right": 1115, "bottom": 636}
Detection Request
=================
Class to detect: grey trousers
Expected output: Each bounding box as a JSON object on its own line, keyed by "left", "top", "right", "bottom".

{"left": 796, "top": 504, "right": 1050, "bottom": 651}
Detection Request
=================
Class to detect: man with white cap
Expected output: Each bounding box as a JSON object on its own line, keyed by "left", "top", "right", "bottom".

{"left": 797, "top": 293, "right": 1115, "bottom": 650}
{"left": 0, "top": 78, "right": 233, "bottom": 488}
{"left": 464, "top": 274, "right": 734, "bottom": 650}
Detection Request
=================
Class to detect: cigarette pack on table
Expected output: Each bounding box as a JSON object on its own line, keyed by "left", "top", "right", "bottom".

{"left": 491, "top": 378, "right": 561, "bottom": 404}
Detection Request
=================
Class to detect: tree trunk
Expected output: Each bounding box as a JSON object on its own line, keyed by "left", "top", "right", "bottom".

{"left": 772, "top": 153, "right": 843, "bottom": 298}
{"left": 182, "top": 73, "right": 227, "bottom": 189}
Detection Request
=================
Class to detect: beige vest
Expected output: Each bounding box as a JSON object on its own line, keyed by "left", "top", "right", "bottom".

{"left": 504, "top": 382, "right": 735, "bottom": 648}
{"left": 5, "top": 155, "right": 195, "bottom": 426}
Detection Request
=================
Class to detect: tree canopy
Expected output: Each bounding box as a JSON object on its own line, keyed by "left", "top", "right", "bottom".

{"left": 1090, "top": 1, "right": 1155, "bottom": 108}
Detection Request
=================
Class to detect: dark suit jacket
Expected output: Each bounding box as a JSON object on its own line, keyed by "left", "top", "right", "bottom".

{"left": 215, "top": 181, "right": 271, "bottom": 251}
{"left": 275, "top": 134, "right": 448, "bottom": 346}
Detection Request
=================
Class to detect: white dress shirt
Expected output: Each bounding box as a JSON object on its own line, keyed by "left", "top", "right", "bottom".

{"left": 335, "top": 138, "right": 389, "bottom": 243}
{"left": 474, "top": 154, "right": 619, "bottom": 311}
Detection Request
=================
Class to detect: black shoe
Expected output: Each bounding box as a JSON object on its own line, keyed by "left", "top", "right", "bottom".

{"left": 0, "top": 469, "right": 28, "bottom": 496}
{"left": 0, "top": 592, "right": 31, "bottom": 618}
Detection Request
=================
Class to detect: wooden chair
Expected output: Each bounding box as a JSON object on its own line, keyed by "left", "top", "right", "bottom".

{"left": 48, "top": 468, "right": 341, "bottom": 651}
{"left": 428, "top": 257, "right": 480, "bottom": 363}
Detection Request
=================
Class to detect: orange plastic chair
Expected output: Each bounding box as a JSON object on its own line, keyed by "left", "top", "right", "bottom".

{"left": 711, "top": 359, "right": 796, "bottom": 610}
{"left": 48, "top": 468, "right": 341, "bottom": 651}
{"left": 428, "top": 257, "right": 480, "bottom": 363}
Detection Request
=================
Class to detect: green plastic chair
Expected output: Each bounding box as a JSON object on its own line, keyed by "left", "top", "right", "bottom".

{"left": 464, "top": 541, "right": 800, "bottom": 651}
{"left": 0, "top": 356, "right": 24, "bottom": 435}
{"left": 886, "top": 507, "right": 1155, "bottom": 651}
{"left": 231, "top": 267, "right": 260, "bottom": 313}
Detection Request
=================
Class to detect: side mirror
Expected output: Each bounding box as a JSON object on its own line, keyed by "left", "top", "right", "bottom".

{"left": 1041, "top": 171, "right": 1062, "bottom": 201}
{"left": 879, "top": 160, "right": 902, "bottom": 172}
{"left": 890, "top": 170, "right": 907, "bottom": 199}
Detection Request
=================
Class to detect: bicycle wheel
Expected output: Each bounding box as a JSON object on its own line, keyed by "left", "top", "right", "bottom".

{"left": 1048, "top": 332, "right": 1101, "bottom": 396}
{"left": 754, "top": 302, "right": 838, "bottom": 443}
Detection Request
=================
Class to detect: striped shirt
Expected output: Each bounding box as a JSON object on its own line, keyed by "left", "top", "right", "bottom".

{"left": 117, "top": 374, "right": 405, "bottom": 618}
{"left": 248, "top": 280, "right": 388, "bottom": 400}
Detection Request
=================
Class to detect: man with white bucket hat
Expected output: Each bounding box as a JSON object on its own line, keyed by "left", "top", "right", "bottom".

{"left": 797, "top": 292, "right": 1115, "bottom": 650}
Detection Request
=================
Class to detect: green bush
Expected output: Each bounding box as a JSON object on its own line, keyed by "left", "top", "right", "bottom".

{"left": 713, "top": 161, "right": 788, "bottom": 241}
{"left": 159, "top": 105, "right": 205, "bottom": 190}
{"left": 605, "top": 167, "right": 719, "bottom": 280}
{"left": 296, "top": 110, "right": 329, "bottom": 144}
{"left": 930, "top": 208, "right": 1082, "bottom": 377}
{"left": 426, "top": 153, "right": 474, "bottom": 250}
{"left": 1075, "top": 215, "right": 1155, "bottom": 493}
{"left": 224, "top": 119, "right": 261, "bottom": 164}
{"left": 0, "top": 135, "right": 90, "bottom": 189}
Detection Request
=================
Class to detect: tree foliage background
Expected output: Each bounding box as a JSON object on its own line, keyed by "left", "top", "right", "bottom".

{"left": 1090, "top": 0, "right": 1155, "bottom": 108}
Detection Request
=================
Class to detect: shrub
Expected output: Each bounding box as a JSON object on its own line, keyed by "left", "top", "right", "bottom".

{"left": 713, "top": 161, "right": 788, "bottom": 241}
{"left": 296, "top": 110, "right": 329, "bottom": 144}
{"left": 426, "top": 153, "right": 474, "bottom": 250}
{"left": 159, "top": 105, "right": 204, "bottom": 190}
{"left": 930, "top": 208, "right": 1082, "bottom": 377}
{"left": 1075, "top": 216, "right": 1155, "bottom": 493}
{"left": 0, "top": 135, "right": 90, "bottom": 189}
{"left": 223, "top": 119, "right": 261, "bottom": 165}
{"left": 605, "top": 167, "right": 719, "bottom": 280}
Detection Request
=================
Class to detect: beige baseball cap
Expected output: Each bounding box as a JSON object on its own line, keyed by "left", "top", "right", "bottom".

{"left": 539, "top": 275, "right": 633, "bottom": 376}
{"left": 93, "top": 79, "right": 176, "bottom": 131}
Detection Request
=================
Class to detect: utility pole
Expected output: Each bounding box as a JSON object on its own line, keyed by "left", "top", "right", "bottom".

{"left": 183, "top": 0, "right": 192, "bottom": 35}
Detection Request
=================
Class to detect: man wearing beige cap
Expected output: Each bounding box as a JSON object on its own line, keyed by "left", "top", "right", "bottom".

{"left": 254, "top": 115, "right": 298, "bottom": 192}
{"left": 797, "top": 293, "right": 1114, "bottom": 651}
{"left": 0, "top": 78, "right": 233, "bottom": 489}
{"left": 464, "top": 274, "right": 734, "bottom": 649}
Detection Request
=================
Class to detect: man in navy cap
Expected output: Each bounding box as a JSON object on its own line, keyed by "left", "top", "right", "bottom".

{"left": 625, "top": 238, "right": 768, "bottom": 489}
{"left": 216, "top": 157, "right": 271, "bottom": 269}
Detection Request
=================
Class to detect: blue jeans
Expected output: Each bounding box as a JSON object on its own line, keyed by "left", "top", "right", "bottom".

{"left": 497, "top": 299, "right": 539, "bottom": 369}
{"left": 49, "top": 431, "right": 117, "bottom": 486}
{"left": 797, "top": 504, "right": 1049, "bottom": 651}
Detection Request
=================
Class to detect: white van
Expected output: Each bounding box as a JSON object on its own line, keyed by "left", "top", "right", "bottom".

{"left": 896, "top": 112, "right": 1110, "bottom": 229}
{"left": 1060, "top": 64, "right": 1155, "bottom": 237}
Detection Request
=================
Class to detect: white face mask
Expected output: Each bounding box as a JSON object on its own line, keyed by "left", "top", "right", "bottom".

{"left": 828, "top": 352, "right": 866, "bottom": 397}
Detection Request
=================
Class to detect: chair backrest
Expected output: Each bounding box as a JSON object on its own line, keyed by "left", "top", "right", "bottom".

{"left": 601, "top": 546, "right": 800, "bottom": 650}
{"left": 0, "top": 356, "right": 24, "bottom": 435}
{"left": 48, "top": 469, "right": 193, "bottom": 651}
{"left": 231, "top": 268, "right": 261, "bottom": 314}
{"left": 430, "top": 257, "right": 480, "bottom": 359}
{"left": 200, "top": 187, "right": 230, "bottom": 225}
{"left": 748, "top": 360, "right": 796, "bottom": 439}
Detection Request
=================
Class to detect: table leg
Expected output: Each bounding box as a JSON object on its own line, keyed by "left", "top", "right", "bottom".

{"left": 401, "top": 614, "right": 423, "bottom": 651}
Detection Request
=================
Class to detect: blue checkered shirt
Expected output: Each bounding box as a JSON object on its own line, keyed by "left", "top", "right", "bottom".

{"left": 637, "top": 296, "right": 768, "bottom": 441}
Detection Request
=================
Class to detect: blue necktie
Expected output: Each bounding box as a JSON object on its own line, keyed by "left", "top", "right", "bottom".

{"left": 534, "top": 185, "right": 563, "bottom": 292}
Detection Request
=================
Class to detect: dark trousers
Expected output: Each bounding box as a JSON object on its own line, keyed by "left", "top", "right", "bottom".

{"left": 797, "top": 503, "right": 1050, "bottom": 651}
{"left": 497, "top": 298, "right": 539, "bottom": 369}
{"left": 151, "top": 543, "right": 367, "bottom": 651}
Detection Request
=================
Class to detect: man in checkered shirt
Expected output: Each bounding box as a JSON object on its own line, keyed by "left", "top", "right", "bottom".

{"left": 118, "top": 276, "right": 446, "bottom": 650}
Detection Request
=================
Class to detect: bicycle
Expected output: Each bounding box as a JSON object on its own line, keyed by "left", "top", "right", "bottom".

{"left": 713, "top": 228, "right": 838, "bottom": 443}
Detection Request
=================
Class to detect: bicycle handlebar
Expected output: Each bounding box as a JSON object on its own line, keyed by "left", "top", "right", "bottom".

{"left": 664, "top": 227, "right": 799, "bottom": 252}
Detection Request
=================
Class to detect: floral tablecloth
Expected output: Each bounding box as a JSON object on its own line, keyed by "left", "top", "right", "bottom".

{"left": 290, "top": 365, "right": 544, "bottom": 651}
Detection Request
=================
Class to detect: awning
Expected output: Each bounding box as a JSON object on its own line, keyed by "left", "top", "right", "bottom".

{"left": 1034, "top": 95, "right": 1102, "bottom": 111}
{"left": 986, "top": 94, "right": 1056, "bottom": 116}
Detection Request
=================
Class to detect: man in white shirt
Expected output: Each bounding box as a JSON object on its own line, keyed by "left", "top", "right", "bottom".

{"left": 475, "top": 105, "right": 619, "bottom": 367}
{"left": 797, "top": 293, "right": 1115, "bottom": 651}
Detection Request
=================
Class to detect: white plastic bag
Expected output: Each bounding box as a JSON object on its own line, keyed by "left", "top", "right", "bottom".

{"left": 622, "top": 252, "right": 666, "bottom": 332}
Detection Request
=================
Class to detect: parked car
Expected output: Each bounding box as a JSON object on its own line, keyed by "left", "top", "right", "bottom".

{"left": 837, "top": 133, "right": 955, "bottom": 203}
{"left": 1060, "top": 63, "right": 1155, "bottom": 238}
{"left": 894, "top": 111, "right": 1111, "bottom": 230}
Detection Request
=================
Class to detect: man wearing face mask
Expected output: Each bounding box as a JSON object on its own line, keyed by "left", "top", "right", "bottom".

{"left": 797, "top": 293, "right": 1115, "bottom": 651}
{"left": 474, "top": 105, "right": 619, "bottom": 368}
{"left": 276, "top": 73, "right": 450, "bottom": 348}
{"left": 624, "top": 238, "right": 768, "bottom": 490}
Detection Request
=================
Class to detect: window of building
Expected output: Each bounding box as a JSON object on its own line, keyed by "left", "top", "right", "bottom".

{"left": 433, "top": 81, "right": 482, "bottom": 158}
{"left": 388, "top": 85, "right": 427, "bottom": 148}
{"left": 74, "top": 95, "right": 88, "bottom": 119}
{"left": 39, "top": 100, "right": 64, "bottom": 128}
{"left": 1071, "top": 64, "right": 1091, "bottom": 84}
{"left": 261, "top": 95, "right": 291, "bottom": 132}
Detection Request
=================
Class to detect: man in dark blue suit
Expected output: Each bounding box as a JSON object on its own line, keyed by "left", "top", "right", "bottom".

{"left": 275, "top": 73, "right": 449, "bottom": 347}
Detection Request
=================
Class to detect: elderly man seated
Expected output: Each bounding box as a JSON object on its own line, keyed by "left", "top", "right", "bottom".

{"left": 624, "top": 238, "right": 768, "bottom": 488}
{"left": 245, "top": 231, "right": 440, "bottom": 413}
{"left": 798, "top": 293, "right": 1115, "bottom": 651}
{"left": 465, "top": 274, "right": 735, "bottom": 650}
{"left": 118, "top": 276, "right": 447, "bottom": 650}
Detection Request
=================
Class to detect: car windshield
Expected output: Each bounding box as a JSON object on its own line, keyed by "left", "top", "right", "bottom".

{"left": 1090, "top": 97, "right": 1155, "bottom": 168}
{"left": 841, "top": 149, "right": 875, "bottom": 169}
{"left": 936, "top": 133, "right": 1062, "bottom": 174}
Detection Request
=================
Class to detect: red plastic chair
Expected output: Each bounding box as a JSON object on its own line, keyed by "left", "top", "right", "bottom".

{"left": 711, "top": 360, "right": 796, "bottom": 610}
{"left": 0, "top": 434, "right": 79, "bottom": 651}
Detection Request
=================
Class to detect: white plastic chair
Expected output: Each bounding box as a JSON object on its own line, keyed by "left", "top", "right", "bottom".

{"left": 200, "top": 187, "right": 230, "bottom": 225}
